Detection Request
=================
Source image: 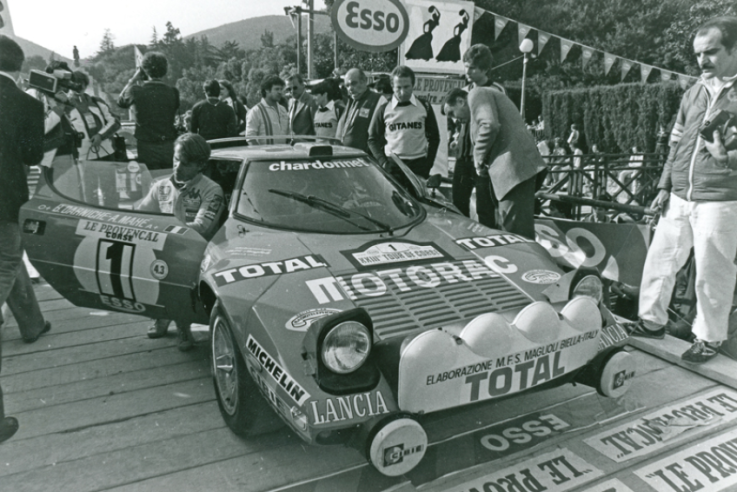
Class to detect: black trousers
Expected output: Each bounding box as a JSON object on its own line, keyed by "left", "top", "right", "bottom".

{"left": 452, "top": 157, "right": 496, "bottom": 228}
{"left": 490, "top": 175, "right": 537, "bottom": 240}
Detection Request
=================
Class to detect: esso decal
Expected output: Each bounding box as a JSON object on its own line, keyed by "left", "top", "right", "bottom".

{"left": 331, "top": 0, "right": 410, "bottom": 53}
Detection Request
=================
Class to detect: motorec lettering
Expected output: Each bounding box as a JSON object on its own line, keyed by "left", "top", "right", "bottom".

{"left": 311, "top": 392, "right": 390, "bottom": 425}
{"left": 345, "top": 1, "right": 400, "bottom": 33}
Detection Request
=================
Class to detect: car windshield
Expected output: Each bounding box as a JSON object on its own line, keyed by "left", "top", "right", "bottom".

{"left": 236, "top": 156, "right": 423, "bottom": 233}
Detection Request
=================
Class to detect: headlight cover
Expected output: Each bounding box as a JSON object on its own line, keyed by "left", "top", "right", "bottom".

{"left": 321, "top": 321, "right": 371, "bottom": 374}
{"left": 572, "top": 275, "right": 603, "bottom": 304}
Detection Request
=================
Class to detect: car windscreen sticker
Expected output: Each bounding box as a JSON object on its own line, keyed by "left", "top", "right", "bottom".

{"left": 268, "top": 158, "right": 370, "bottom": 171}
{"left": 213, "top": 254, "right": 328, "bottom": 287}
{"left": 342, "top": 241, "right": 448, "bottom": 270}
{"left": 455, "top": 233, "right": 535, "bottom": 250}
{"left": 246, "top": 335, "right": 310, "bottom": 405}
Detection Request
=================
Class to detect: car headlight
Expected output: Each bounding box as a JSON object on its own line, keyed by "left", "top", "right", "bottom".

{"left": 572, "top": 275, "right": 603, "bottom": 304}
{"left": 321, "top": 321, "right": 372, "bottom": 374}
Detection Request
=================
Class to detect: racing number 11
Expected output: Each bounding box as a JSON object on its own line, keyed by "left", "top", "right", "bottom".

{"left": 96, "top": 240, "right": 136, "bottom": 300}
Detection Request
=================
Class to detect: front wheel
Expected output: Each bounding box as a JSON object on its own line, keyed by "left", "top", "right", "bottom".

{"left": 210, "top": 304, "right": 283, "bottom": 437}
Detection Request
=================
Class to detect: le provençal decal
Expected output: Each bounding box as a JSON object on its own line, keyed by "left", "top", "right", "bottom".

{"left": 342, "top": 240, "right": 449, "bottom": 270}
{"left": 214, "top": 255, "right": 328, "bottom": 287}
{"left": 306, "top": 258, "right": 518, "bottom": 304}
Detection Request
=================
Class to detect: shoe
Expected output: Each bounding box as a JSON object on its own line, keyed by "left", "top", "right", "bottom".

{"left": 147, "top": 319, "right": 171, "bottom": 339}
{"left": 23, "top": 321, "right": 51, "bottom": 344}
{"left": 625, "top": 319, "right": 665, "bottom": 339}
{"left": 177, "top": 323, "right": 194, "bottom": 352}
{"left": 682, "top": 339, "right": 721, "bottom": 364}
{"left": 0, "top": 417, "right": 19, "bottom": 444}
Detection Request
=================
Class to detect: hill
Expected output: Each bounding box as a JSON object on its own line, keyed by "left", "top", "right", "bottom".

{"left": 15, "top": 36, "right": 73, "bottom": 64}
{"left": 185, "top": 14, "right": 331, "bottom": 51}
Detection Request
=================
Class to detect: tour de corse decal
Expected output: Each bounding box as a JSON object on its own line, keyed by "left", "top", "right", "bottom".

{"left": 331, "top": 0, "right": 410, "bottom": 53}
{"left": 342, "top": 240, "right": 448, "bottom": 270}
{"left": 73, "top": 218, "right": 167, "bottom": 312}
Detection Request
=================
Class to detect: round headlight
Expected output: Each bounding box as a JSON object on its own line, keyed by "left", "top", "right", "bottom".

{"left": 321, "top": 321, "right": 372, "bottom": 374}
{"left": 573, "top": 275, "right": 603, "bottom": 304}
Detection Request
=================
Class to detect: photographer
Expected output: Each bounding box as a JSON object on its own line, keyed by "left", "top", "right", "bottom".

{"left": 67, "top": 71, "right": 121, "bottom": 161}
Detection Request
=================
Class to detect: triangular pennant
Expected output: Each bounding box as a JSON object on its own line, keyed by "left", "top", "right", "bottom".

{"left": 473, "top": 6, "right": 485, "bottom": 22}
{"left": 494, "top": 15, "right": 509, "bottom": 40}
{"left": 581, "top": 46, "right": 595, "bottom": 68}
{"left": 621, "top": 60, "right": 634, "bottom": 81}
{"left": 604, "top": 53, "right": 616, "bottom": 75}
{"left": 678, "top": 74, "right": 692, "bottom": 89}
{"left": 660, "top": 70, "right": 672, "bottom": 82}
{"left": 560, "top": 39, "right": 574, "bottom": 63}
{"left": 518, "top": 23, "right": 532, "bottom": 47}
{"left": 538, "top": 32, "right": 551, "bottom": 56}
{"left": 134, "top": 46, "right": 144, "bottom": 68}
{"left": 641, "top": 64, "right": 653, "bottom": 83}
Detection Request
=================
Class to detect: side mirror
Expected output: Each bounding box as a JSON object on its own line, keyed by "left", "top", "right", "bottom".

{"left": 426, "top": 173, "right": 442, "bottom": 190}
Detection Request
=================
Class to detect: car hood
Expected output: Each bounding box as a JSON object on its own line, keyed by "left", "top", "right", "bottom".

{"left": 205, "top": 212, "right": 563, "bottom": 341}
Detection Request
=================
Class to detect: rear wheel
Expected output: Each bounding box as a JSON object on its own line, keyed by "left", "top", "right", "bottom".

{"left": 210, "top": 304, "right": 283, "bottom": 437}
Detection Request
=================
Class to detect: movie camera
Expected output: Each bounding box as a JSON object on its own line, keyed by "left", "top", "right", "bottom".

{"left": 28, "top": 68, "right": 84, "bottom": 96}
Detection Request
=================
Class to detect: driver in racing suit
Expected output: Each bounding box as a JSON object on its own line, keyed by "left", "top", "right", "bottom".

{"left": 138, "top": 133, "right": 224, "bottom": 351}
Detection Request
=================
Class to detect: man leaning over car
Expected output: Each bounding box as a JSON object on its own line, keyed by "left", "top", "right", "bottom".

{"left": 137, "top": 133, "right": 225, "bottom": 351}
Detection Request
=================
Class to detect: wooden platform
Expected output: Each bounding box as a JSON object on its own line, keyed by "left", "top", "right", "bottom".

{"left": 1, "top": 282, "right": 736, "bottom": 492}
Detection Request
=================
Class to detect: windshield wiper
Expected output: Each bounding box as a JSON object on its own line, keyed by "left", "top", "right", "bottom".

{"left": 268, "top": 189, "right": 374, "bottom": 232}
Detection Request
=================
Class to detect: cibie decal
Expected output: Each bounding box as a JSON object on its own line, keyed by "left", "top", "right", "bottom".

{"left": 213, "top": 255, "right": 328, "bottom": 287}
{"left": 246, "top": 335, "right": 310, "bottom": 406}
{"left": 456, "top": 234, "right": 535, "bottom": 250}
{"left": 522, "top": 270, "right": 561, "bottom": 284}
{"left": 310, "top": 392, "right": 390, "bottom": 425}
{"left": 343, "top": 241, "right": 447, "bottom": 270}
{"left": 286, "top": 308, "right": 341, "bottom": 332}
{"left": 384, "top": 443, "right": 424, "bottom": 467}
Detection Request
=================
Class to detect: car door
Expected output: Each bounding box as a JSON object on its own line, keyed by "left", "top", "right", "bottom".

{"left": 19, "top": 160, "right": 210, "bottom": 324}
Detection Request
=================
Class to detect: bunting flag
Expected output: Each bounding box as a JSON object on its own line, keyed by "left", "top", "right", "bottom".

{"left": 474, "top": 6, "right": 485, "bottom": 22}
{"left": 604, "top": 53, "right": 616, "bottom": 75}
{"left": 518, "top": 23, "right": 532, "bottom": 47}
{"left": 560, "top": 38, "right": 574, "bottom": 63}
{"left": 678, "top": 74, "right": 692, "bottom": 89}
{"left": 641, "top": 64, "right": 653, "bottom": 83}
{"left": 660, "top": 70, "right": 672, "bottom": 82}
{"left": 134, "top": 46, "right": 144, "bottom": 68}
{"left": 494, "top": 15, "right": 509, "bottom": 40}
{"left": 621, "top": 60, "right": 634, "bottom": 81}
{"left": 581, "top": 46, "right": 595, "bottom": 68}
{"left": 538, "top": 32, "right": 551, "bottom": 56}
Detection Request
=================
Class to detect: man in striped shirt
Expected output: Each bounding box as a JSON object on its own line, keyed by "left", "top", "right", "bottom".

{"left": 245, "top": 75, "right": 289, "bottom": 144}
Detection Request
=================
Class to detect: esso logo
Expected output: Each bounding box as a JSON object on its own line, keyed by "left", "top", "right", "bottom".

{"left": 331, "top": 0, "right": 410, "bottom": 53}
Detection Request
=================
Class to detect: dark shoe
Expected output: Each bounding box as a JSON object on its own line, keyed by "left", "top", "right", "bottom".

{"left": 177, "top": 323, "right": 194, "bottom": 352}
{"left": 23, "top": 321, "right": 51, "bottom": 344}
{"left": 0, "top": 417, "right": 19, "bottom": 444}
{"left": 682, "top": 339, "right": 721, "bottom": 364}
{"left": 625, "top": 319, "right": 665, "bottom": 339}
{"left": 147, "top": 319, "right": 171, "bottom": 339}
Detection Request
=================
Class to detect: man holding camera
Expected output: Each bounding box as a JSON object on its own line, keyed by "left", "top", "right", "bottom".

{"left": 628, "top": 17, "right": 737, "bottom": 364}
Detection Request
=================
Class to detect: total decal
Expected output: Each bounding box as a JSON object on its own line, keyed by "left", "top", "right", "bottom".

{"left": 73, "top": 219, "right": 168, "bottom": 312}
{"left": 213, "top": 255, "right": 328, "bottom": 287}
{"left": 310, "top": 392, "right": 390, "bottom": 425}
{"left": 445, "top": 448, "right": 603, "bottom": 492}
{"left": 306, "top": 257, "right": 517, "bottom": 304}
{"left": 584, "top": 388, "right": 737, "bottom": 462}
{"left": 635, "top": 426, "right": 737, "bottom": 492}
{"left": 245, "top": 335, "right": 310, "bottom": 406}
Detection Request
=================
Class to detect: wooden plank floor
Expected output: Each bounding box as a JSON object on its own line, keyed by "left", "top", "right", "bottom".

{"left": 1, "top": 282, "right": 735, "bottom": 492}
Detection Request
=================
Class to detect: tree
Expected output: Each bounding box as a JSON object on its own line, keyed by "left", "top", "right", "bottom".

{"left": 150, "top": 27, "right": 159, "bottom": 48}
{"left": 98, "top": 29, "right": 115, "bottom": 56}
{"left": 261, "top": 30, "right": 274, "bottom": 48}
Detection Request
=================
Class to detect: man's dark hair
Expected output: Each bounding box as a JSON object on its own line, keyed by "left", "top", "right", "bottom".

{"left": 287, "top": 73, "right": 306, "bottom": 85}
{"left": 462, "top": 44, "right": 494, "bottom": 73}
{"left": 72, "top": 71, "right": 90, "bottom": 89}
{"left": 203, "top": 79, "right": 220, "bottom": 97}
{"left": 175, "top": 133, "right": 211, "bottom": 167}
{"left": 260, "top": 75, "right": 285, "bottom": 98}
{"left": 373, "top": 76, "right": 393, "bottom": 97}
{"left": 45, "top": 60, "right": 72, "bottom": 74}
{"left": 390, "top": 65, "right": 415, "bottom": 85}
{"left": 696, "top": 16, "right": 737, "bottom": 51}
{"left": 442, "top": 88, "right": 468, "bottom": 108}
{"left": 0, "top": 35, "right": 24, "bottom": 72}
{"left": 141, "top": 51, "right": 168, "bottom": 79}
{"left": 219, "top": 79, "right": 237, "bottom": 100}
{"left": 311, "top": 80, "right": 330, "bottom": 97}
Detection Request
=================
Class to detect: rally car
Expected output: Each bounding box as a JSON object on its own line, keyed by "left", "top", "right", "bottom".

{"left": 19, "top": 139, "right": 634, "bottom": 476}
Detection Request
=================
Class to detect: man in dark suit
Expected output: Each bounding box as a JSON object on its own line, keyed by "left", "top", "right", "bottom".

{"left": 0, "top": 35, "right": 46, "bottom": 444}
{"left": 336, "top": 68, "right": 385, "bottom": 154}
{"left": 443, "top": 87, "right": 543, "bottom": 239}
{"left": 286, "top": 74, "right": 317, "bottom": 136}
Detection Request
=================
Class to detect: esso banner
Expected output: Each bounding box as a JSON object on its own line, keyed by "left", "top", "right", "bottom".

{"left": 331, "top": 0, "right": 410, "bottom": 53}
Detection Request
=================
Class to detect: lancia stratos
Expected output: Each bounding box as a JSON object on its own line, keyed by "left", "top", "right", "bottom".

{"left": 20, "top": 138, "right": 634, "bottom": 476}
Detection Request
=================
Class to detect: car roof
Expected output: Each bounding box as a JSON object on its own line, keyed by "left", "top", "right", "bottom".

{"left": 208, "top": 138, "right": 367, "bottom": 161}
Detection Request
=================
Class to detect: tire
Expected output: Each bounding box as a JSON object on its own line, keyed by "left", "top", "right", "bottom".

{"left": 210, "top": 304, "right": 284, "bottom": 437}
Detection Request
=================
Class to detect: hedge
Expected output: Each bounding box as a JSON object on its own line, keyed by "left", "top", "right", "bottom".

{"left": 541, "top": 82, "right": 686, "bottom": 153}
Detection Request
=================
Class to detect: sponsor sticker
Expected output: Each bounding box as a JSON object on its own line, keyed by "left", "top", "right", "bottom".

{"left": 521, "top": 269, "right": 561, "bottom": 284}
{"left": 100, "top": 295, "right": 146, "bottom": 313}
{"left": 444, "top": 448, "right": 603, "bottom": 492}
{"left": 286, "top": 308, "right": 341, "bottom": 332}
{"left": 343, "top": 241, "right": 447, "bottom": 269}
{"left": 472, "top": 413, "right": 571, "bottom": 461}
{"left": 585, "top": 388, "right": 737, "bottom": 462}
{"left": 598, "top": 323, "right": 629, "bottom": 351}
{"left": 214, "top": 255, "right": 328, "bottom": 287}
{"left": 635, "top": 427, "right": 737, "bottom": 492}
{"left": 127, "top": 161, "right": 140, "bottom": 173}
{"left": 52, "top": 203, "right": 155, "bottom": 228}
{"left": 268, "top": 158, "right": 369, "bottom": 172}
{"left": 150, "top": 259, "right": 169, "bottom": 280}
{"left": 456, "top": 234, "right": 535, "bottom": 250}
{"left": 246, "top": 335, "right": 310, "bottom": 405}
{"left": 310, "top": 392, "right": 390, "bottom": 425}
